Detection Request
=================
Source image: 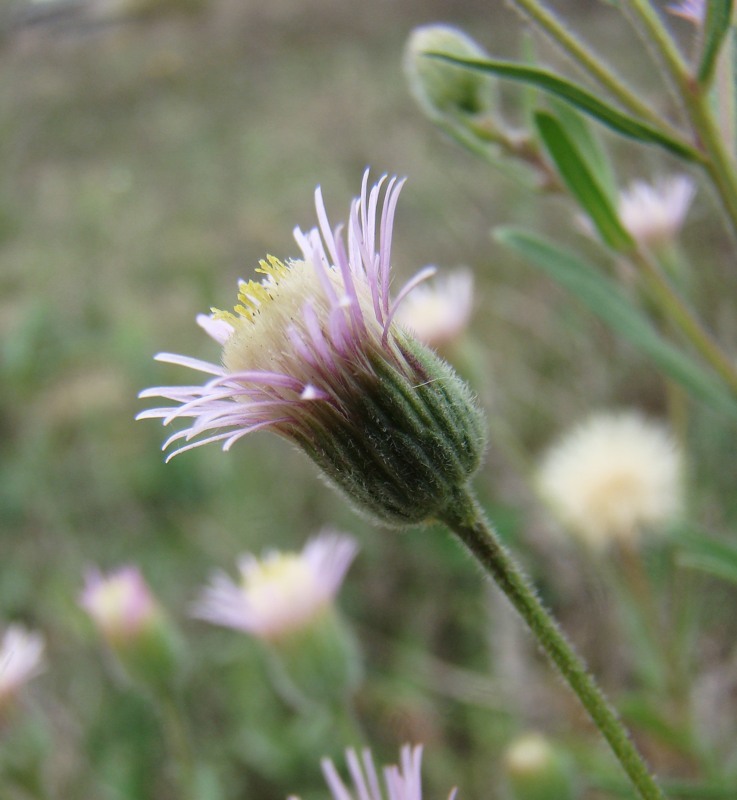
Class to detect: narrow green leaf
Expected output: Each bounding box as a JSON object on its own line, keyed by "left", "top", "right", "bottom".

{"left": 676, "top": 529, "right": 737, "bottom": 584}
{"left": 495, "top": 227, "right": 737, "bottom": 420}
{"left": 427, "top": 54, "right": 700, "bottom": 161}
{"left": 698, "top": 0, "right": 733, "bottom": 85}
{"left": 547, "top": 97, "right": 618, "bottom": 204}
{"left": 534, "top": 111, "right": 632, "bottom": 250}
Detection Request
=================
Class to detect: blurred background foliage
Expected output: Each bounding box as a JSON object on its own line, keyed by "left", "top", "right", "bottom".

{"left": 2, "top": 0, "right": 737, "bottom": 798}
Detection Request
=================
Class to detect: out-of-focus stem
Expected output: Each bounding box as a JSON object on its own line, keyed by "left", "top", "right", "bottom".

{"left": 632, "top": 248, "right": 737, "bottom": 398}
{"left": 509, "top": 0, "right": 684, "bottom": 138}
{"left": 626, "top": 0, "right": 737, "bottom": 240}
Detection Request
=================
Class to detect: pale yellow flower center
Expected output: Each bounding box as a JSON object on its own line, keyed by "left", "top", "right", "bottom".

{"left": 243, "top": 553, "right": 324, "bottom": 627}
{"left": 216, "top": 256, "right": 340, "bottom": 375}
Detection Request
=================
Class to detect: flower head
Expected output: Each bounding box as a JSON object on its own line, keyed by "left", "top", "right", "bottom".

{"left": 395, "top": 268, "right": 474, "bottom": 351}
{"left": 537, "top": 411, "right": 684, "bottom": 548}
{"left": 138, "top": 172, "right": 486, "bottom": 526}
{"left": 666, "top": 0, "right": 705, "bottom": 25}
{"left": 80, "top": 566, "right": 181, "bottom": 688}
{"left": 617, "top": 175, "right": 696, "bottom": 248}
{"left": 290, "top": 744, "right": 457, "bottom": 800}
{"left": 192, "top": 531, "right": 357, "bottom": 641}
{"left": 80, "top": 565, "right": 164, "bottom": 646}
{"left": 0, "top": 625, "right": 45, "bottom": 714}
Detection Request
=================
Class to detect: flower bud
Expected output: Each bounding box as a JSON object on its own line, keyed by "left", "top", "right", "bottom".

{"left": 80, "top": 566, "right": 182, "bottom": 691}
{"left": 404, "top": 24, "right": 493, "bottom": 123}
{"left": 138, "top": 173, "right": 487, "bottom": 527}
{"left": 504, "top": 733, "right": 576, "bottom": 800}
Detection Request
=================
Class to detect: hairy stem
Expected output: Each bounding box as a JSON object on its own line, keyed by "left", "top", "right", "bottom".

{"left": 439, "top": 487, "right": 666, "bottom": 800}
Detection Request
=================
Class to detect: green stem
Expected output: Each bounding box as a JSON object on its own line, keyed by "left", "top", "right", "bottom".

{"left": 625, "top": 0, "right": 737, "bottom": 240}
{"left": 159, "top": 692, "right": 198, "bottom": 800}
{"left": 633, "top": 249, "right": 737, "bottom": 398}
{"left": 438, "top": 487, "right": 666, "bottom": 800}
{"left": 509, "top": 0, "right": 684, "bottom": 138}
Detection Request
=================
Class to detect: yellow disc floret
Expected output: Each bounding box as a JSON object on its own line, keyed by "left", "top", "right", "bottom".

{"left": 216, "top": 256, "right": 333, "bottom": 375}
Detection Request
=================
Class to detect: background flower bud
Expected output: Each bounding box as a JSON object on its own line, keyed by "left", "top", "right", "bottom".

{"left": 503, "top": 733, "right": 576, "bottom": 800}
{"left": 404, "top": 24, "right": 493, "bottom": 122}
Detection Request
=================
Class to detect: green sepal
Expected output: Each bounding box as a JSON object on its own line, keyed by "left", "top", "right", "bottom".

{"left": 294, "top": 335, "right": 487, "bottom": 527}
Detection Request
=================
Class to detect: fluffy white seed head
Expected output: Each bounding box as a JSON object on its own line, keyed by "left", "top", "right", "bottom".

{"left": 537, "top": 411, "right": 684, "bottom": 548}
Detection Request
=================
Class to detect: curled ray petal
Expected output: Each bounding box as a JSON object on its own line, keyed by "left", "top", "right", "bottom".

{"left": 361, "top": 749, "right": 383, "bottom": 800}
{"left": 164, "top": 429, "right": 258, "bottom": 461}
{"left": 136, "top": 407, "right": 182, "bottom": 420}
{"left": 308, "top": 233, "right": 340, "bottom": 308}
{"left": 207, "top": 371, "right": 305, "bottom": 392}
{"left": 315, "top": 184, "right": 341, "bottom": 266}
{"left": 321, "top": 760, "right": 354, "bottom": 800}
{"left": 302, "top": 300, "right": 334, "bottom": 367}
{"left": 332, "top": 224, "right": 362, "bottom": 320}
{"left": 222, "top": 418, "right": 284, "bottom": 451}
{"left": 327, "top": 305, "right": 352, "bottom": 356}
{"left": 196, "top": 313, "right": 234, "bottom": 345}
{"left": 154, "top": 352, "right": 225, "bottom": 376}
{"left": 162, "top": 428, "right": 195, "bottom": 450}
{"left": 365, "top": 172, "right": 387, "bottom": 257}
{"left": 161, "top": 389, "right": 241, "bottom": 424}
{"left": 382, "top": 265, "right": 437, "bottom": 344}
{"left": 293, "top": 225, "right": 310, "bottom": 258}
{"left": 380, "top": 176, "right": 405, "bottom": 315}
{"left": 289, "top": 324, "right": 322, "bottom": 368}
{"left": 448, "top": 789, "right": 459, "bottom": 800}
{"left": 350, "top": 202, "right": 383, "bottom": 325}
{"left": 138, "top": 385, "right": 223, "bottom": 401}
{"left": 359, "top": 168, "right": 371, "bottom": 237}
{"left": 346, "top": 749, "right": 373, "bottom": 800}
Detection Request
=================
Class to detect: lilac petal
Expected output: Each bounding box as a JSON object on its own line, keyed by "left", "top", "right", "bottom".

{"left": 154, "top": 352, "right": 225, "bottom": 376}
{"left": 196, "top": 313, "right": 234, "bottom": 345}
{"left": 346, "top": 749, "right": 373, "bottom": 800}
{"left": 315, "top": 185, "right": 341, "bottom": 266}
{"left": 321, "top": 760, "right": 354, "bottom": 800}
{"left": 382, "top": 265, "right": 437, "bottom": 343}
{"left": 380, "top": 176, "right": 406, "bottom": 316}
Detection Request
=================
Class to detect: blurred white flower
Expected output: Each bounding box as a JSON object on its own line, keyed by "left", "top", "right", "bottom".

{"left": 192, "top": 531, "right": 357, "bottom": 641}
{"left": 0, "top": 625, "right": 45, "bottom": 712}
{"left": 395, "top": 268, "right": 474, "bottom": 351}
{"left": 537, "top": 411, "right": 684, "bottom": 548}
{"left": 618, "top": 175, "right": 696, "bottom": 248}
{"left": 289, "top": 744, "right": 457, "bottom": 800}
{"left": 666, "top": 0, "right": 705, "bottom": 25}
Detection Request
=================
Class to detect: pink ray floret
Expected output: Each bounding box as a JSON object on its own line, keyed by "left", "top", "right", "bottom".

{"left": 289, "top": 744, "right": 458, "bottom": 800}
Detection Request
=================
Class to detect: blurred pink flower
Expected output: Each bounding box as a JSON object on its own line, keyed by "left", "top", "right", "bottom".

{"left": 289, "top": 744, "right": 458, "bottom": 800}
{"left": 80, "top": 565, "right": 163, "bottom": 645}
{"left": 666, "top": 0, "right": 705, "bottom": 24}
{"left": 395, "top": 268, "right": 474, "bottom": 350}
{"left": 0, "top": 624, "right": 45, "bottom": 711}
{"left": 192, "top": 531, "right": 357, "bottom": 641}
{"left": 618, "top": 175, "right": 696, "bottom": 248}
